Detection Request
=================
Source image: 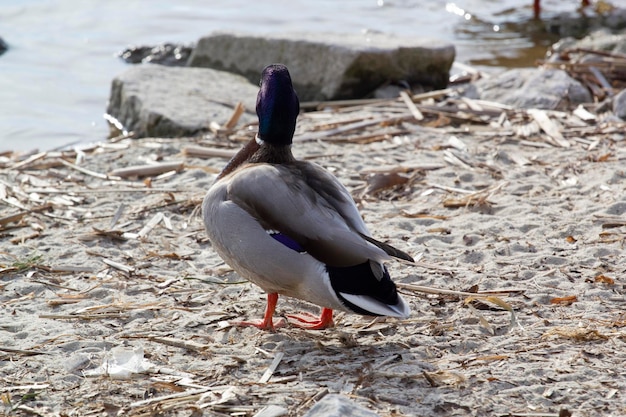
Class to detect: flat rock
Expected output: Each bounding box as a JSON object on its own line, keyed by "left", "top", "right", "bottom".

{"left": 187, "top": 32, "right": 455, "bottom": 101}
{"left": 302, "top": 395, "right": 380, "bottom": 417}
{"left": 551, "top": 28, "right": 626, "bottom": 56}
{"left": 106, "top": 65, "right": 258, "bottom": 138}
{"left": 469, "top": 68, "right": 592, "bottom": 110}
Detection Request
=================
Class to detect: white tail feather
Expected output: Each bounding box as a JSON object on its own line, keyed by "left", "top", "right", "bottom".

{"left": 340, "top": 292, "right": 410, "bottom": 318}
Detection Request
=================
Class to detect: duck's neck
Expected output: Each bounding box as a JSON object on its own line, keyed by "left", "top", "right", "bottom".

{"left": 248, "top": 135, "right": 295, "bottom": 165}
{"left": 216, "top": 137, "right": 260, "bottom": 180}
{"left": 216, "top": 135, "right": 295, "bottom": 181}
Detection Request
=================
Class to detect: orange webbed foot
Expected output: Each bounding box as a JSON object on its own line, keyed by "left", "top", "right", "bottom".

{"left": 230, "top": 292, "right": 285, "bottom": 331}
{"left": 286, "top": 308, "right": 334, "bottom": 330}
{"left": 230, "top": 317, "right": 286, "bottom": 331}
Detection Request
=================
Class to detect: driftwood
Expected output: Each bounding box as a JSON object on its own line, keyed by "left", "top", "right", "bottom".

{"left": 109, "top": 161, "right": 184, "bottom": 178}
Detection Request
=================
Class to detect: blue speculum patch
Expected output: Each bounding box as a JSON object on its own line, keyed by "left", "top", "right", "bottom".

{"left": 269, "top": 231, "right": 305, "bottom": 253}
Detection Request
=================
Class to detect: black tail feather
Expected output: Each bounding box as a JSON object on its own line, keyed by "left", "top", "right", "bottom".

{"left": 327, "top": 261, "right": 400, "bottom": 316}
{"left": 358, "top": 233, "right": 414, "bottom": 262}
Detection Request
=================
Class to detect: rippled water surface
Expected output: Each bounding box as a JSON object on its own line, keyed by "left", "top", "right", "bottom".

{"left": 0, "top": 0, "right": 606, "bottom": 151}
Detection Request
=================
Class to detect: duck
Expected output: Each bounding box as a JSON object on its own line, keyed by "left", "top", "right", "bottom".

{"left": 533, "top": 0, "right": 590, "bottom": 18}
{"left": 202, "top": 64, "right": 412, "bottom": 330}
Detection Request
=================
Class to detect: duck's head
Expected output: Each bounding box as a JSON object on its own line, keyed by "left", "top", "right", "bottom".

{"left": 256, "top": 64, "right": 300, "bottom": 147}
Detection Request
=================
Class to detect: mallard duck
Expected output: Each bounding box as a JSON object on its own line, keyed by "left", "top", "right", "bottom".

{"left": 533, "top": 0, "right": 590, "bottom": 18}
{"left": 202, "top": 64, "right": 412, "bottom": 330}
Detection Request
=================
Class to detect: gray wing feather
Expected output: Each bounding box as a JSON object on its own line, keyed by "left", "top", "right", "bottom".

{"left": 225, "top": 163, "right": 389, "bottom": 266}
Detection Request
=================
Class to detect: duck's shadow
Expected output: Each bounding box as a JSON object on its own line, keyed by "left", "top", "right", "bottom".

{"left": 228, "top": 316, "right": 422, "bottom": 369}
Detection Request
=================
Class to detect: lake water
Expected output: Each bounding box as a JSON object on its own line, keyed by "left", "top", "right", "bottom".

{"left": 0, "top": 0, "right": 603, "bottom": 152}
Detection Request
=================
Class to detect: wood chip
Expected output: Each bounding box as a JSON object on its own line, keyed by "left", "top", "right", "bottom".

{"left": 0, "top": 211, "right": 28, "bottom": 228}
{"left": 59, "top": 158, "right": 119, "bottom": 180}
{"left": 459, "top": 97, "right": 484, "bottom": 112}
{"left": 400, "top": 91, "right": 424, "bottom": 120}
{"left": 224, "top": 102, "right": 245, "bottom": 129}
{"left": 50, "top": 265, "right": 95, "bottom": 273}
{"left": 183, "top": 145, "right": 237, "bottom": 159}
{"left": 443, "top": 150, "right": 474, "bottom": 170}
{"left": 137, "top": 212, "right": 164, "bottom": 239}
{"left": 296, "top": 116, "right": 410, "bottom": 142}
{"left": 128, "top": 386, "right": 221, "bottom": 409}
{"left": 39, "top": 313, "right": 128, "bottom": 320}
{"left": 527, "top": 109, "right": 570, "bottom": 148}
{"left": 102, "top": 258, "right": 135, "bottom": 275}
{"left": 4, "top": 384, "right": 51, "bottom": 391}
{"left": 259, "top": 351, "right": 284, "bottom": 383}
{"left": 147, "top": 336, "right": 212, "bottom": 353}
{"left": 573, "top": 104, "right": 597, "bottom": 122}
{"left": 109, "top": 161, "right": 184, "bottom": 178}
{"left": 0, "top": 347, "right": 49, "bottom": 356}
{"left": 110, "top": 203, "right": 126, "bottom": 229}
{"left": 397, "top": 283, "right": 523, "bottom": 298}
{"left": 11, "top": 152, "right": 48, "bottom": 170}
{"left": 448, "top": 135, "right": 468, "bottom": 152}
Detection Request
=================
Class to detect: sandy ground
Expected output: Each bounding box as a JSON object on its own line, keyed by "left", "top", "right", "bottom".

{"left": 1, "top": 98, "right": 625, "bottom": 417}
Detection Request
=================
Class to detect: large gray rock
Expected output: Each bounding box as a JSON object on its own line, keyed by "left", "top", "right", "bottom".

{"left": 551, "top": 28, "right": 626, "bottom": 56}
{"left": 106, "top": 65, "right": 258, "bottom": 138}
{"left": 188, "top": 32, "right": 455, "bottom": 101}
{"left": 471, "top": 68, "right": 592, "bottom": 110}
{"left": 302, "top": 395, "right": 381, "bottom": 417}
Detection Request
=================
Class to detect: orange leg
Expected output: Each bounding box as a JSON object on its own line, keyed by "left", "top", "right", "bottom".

{"left": 534, "top": 0, "right": 591, "bottom": 19}
{"left": 231, "top": 292, "right": 285, "bottom": 331}
{"left": 533, "top": 0, "right": 541, "bottom": 18}
{"left": 286, "top": 307, "right": 335, "bottom": 330}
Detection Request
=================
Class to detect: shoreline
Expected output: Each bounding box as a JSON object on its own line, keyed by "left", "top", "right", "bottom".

{"left": 3, "top": 2, "right": 626, "bottom": 153}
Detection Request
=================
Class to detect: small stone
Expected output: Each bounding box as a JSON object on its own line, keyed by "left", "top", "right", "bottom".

{"left": 302, "top": 394, "right": 381, "bottom": 417}
{"left": 64, "top": 353, "right": 91, "bottom": 373}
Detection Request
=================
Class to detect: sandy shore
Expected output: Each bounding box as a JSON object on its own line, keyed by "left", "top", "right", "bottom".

{"left": 1, "top": 97, "right": 625, "bottom": 416}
